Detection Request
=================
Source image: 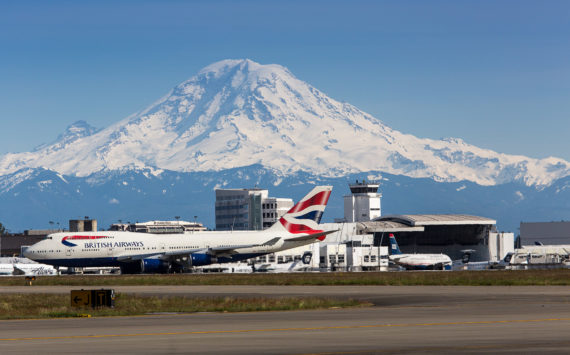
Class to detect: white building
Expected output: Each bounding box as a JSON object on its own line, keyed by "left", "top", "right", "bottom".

{"left": 343, "top": 180, "right": 382, "bottom": 222}
{"left": 319, "top": 244, "right": 347, "bottom": 271}
{"left": 110, "top": 220, "right": 207, "bottom": 234}
{"left": 262, "top": 197, "right": 294, "bottom": 229}
{"left": 488, "top": 232, "right": 515, "bottom": 262}
{"left": 317, "top": 223, "right": 389, "bottom": 271}
{"left": 345, "top": 234, "right": 389, "bottom": 271}
{"left": 215, "top": 188, "right": 293, "bottom": 231}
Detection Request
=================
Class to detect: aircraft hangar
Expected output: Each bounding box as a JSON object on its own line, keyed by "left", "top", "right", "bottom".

{"left": 319, "top": 214, "right": 513, "bottom": 265}
{"left": 367, "top": 214, "right": 510, "bottom": 262}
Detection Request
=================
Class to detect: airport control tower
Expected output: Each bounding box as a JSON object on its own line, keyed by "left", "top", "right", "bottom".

{"left": 343, "top": 180, "right": 382, "bottom": 222}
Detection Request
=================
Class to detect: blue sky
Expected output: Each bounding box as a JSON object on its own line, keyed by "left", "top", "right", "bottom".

{"left": 1, "top": 0, "right": 569, "bottom": 160}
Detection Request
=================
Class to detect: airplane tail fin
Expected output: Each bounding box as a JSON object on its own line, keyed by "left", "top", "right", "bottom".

{"left": 268, "top": 185, "right": 332, "bottom": 237}
{"left": 389, "top": 233, "right": 402, "bottom": 255}
{"left": 460, "top": 249, "right": 476, "bottom": 264}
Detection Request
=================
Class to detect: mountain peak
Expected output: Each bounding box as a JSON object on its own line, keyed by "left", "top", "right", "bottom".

{"left": 1, "top": 59, "right": 569, "bottom": 186}
{"left": 189, "top": 59, "right": 295, "bottom": 92}
{"left": 32, "top": 120, "right": 99, "bottom": 152}
{"left": 59, "top": 120, "right": 99, "bottom": 140}
{"left": 198, "top": 59, "right": 286, "bottom": 77}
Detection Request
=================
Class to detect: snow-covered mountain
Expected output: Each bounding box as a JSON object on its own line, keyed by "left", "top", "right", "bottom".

{"left": 1, "top": 59, "right": 568, "bottom": 187}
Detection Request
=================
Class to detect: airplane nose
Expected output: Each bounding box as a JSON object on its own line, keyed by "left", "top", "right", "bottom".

{"left": 22, "top": 247, "right": 32, "bottom": 259}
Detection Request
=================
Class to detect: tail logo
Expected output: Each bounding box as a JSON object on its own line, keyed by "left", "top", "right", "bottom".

{"left": 280, "top": 187, "right": 331, "bottom": 234}
{"left": 389, "top": 233, "right": 402, "bottom": 255}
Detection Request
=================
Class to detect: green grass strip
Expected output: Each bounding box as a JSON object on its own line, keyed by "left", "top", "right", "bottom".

{"left": 1, "top": 269, "right": 570, "bottom": 287}
{"left": 0, "top": 293, "right": 367, "bottom": 320}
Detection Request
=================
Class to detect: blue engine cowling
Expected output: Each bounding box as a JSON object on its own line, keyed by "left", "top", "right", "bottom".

{"left": 142, "top": 259, "right": 171, "bottom": 273}
{"left": 120, "top": 259, "right": 171, "bottom": 274}
{"left": 191, "top": 253, "right": 217, "bottom": 266}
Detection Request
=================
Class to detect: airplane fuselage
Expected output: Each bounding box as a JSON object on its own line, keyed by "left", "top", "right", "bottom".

{"left": 24, "top": 230, "right": 315, "bottom": 268}
{"left": 390, "top": 254, "right": 452, "bottom": 270}
{"left": 0, "top": 263, "right": 57, "bottom": 276}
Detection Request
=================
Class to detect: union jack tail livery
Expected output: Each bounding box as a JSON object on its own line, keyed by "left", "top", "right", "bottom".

{"left": 269, "top": 185, "right": 332, "bottom": 235}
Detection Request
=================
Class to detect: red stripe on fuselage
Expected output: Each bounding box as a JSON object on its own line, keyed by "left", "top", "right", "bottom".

{"left": 64, "top": 235, "right": 110, "bottom": 240}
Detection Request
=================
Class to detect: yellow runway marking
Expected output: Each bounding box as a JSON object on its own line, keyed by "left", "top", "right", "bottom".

{"left": 2, "top": 317, "right": 570, "bottom": 342}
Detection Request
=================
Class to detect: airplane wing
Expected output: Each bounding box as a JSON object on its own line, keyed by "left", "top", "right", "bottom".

{"left": 206, "top": 243, "right": 266, "bottom": 258}
{"left": 208, "top": 244, "right": 259, "bottom": 253}
{"left": 207, "top": 236, "right": 289, "bottom": 256}
{"left": 284, "top": 230, "right": 337, "bottom": 242}
{"left": 117, "top": 236, "right": 283, "bottom": 262}
{"left": 116, "top": 252, "right": 166, "bottom": 262}
{"left": 12, "top": 265, "right": 26, "bottom": 276}
{"left": 117, "top": 244, "right": 259, "bottom": 262}
{"left": 117, "top": 247, "right": 206, "bottom": 262}
{"left": 254, "top": 264, "right": 275, "bottom": 272}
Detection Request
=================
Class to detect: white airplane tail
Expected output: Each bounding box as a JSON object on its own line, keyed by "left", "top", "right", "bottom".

{"left": 267, "top": 186, "right": 332, "bottom": 238}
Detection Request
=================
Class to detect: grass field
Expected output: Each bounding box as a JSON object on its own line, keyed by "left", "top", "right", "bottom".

{"left": 1, "top": 269, "right": 570, "bottom": 286}
{"left": 0, "top": 293, "right": 367, "bottom": 320}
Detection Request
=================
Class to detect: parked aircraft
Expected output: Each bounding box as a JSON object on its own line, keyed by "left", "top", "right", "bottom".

{"left": 254, "top": 251, "right": 314, "bottom": 273}
{"left": 23, "top": 186, "right": 334, "bottom": 274}
{"left": 388, "top": 234, "right": 452, "bottom": 270}
{"left": 452, "top": 250, "right": 490, "bottom": 270}
{"left": 0, "top": 258, "right": 57, "bottom": 276}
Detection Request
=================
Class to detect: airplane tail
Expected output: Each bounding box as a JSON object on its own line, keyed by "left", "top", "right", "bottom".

{"left": 267, "top": 185, "right": 332, "bottom": 238}
{"left": 388, "top": 233, "right": 402, "bottom": 255}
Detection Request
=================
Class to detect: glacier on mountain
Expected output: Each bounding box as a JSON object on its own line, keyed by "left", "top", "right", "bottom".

{"left": 0, "top": 59, "right": 568, "bottom": 187}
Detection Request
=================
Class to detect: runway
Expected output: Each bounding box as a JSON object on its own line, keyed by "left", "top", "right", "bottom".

{"left": 1, "top": 286, "right": 570, "bottom": 353}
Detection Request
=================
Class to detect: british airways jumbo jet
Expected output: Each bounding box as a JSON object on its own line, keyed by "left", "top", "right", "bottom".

{"left": 24, "top": 186, "right": 334, "bottom": 274}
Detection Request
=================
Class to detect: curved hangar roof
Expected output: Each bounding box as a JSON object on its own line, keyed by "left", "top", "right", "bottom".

{"left": 357, "top": 221, "right": 425, "bottom": 233}
{"left": 373, "top": 214, "right": 496, "bottom": 227}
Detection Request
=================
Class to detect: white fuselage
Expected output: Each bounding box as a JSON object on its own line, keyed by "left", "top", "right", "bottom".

{"left": 390, "top": 253, "right": 452, "bottom": 270}
{"left": 0, "top": 263, "right": 57, "bottom": 276}
{"left": 23, "top": 230, "right": 317, "bottom": 268}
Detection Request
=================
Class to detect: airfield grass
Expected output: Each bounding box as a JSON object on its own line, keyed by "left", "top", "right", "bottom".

{"left": 0, "top": 293, "right": 366, "bottom": 320}
{"left": 1, "top": 269, "right": 570, "bottom": 286}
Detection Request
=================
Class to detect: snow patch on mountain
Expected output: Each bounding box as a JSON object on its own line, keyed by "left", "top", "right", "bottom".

{"left": 0, "top": 59, "right": 568, "bottom": 187}
{"left": 0, "top": 168, "right": 37, "bottom": 193}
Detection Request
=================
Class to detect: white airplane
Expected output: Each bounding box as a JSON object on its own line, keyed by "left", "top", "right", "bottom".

{"left": 23, "top": 186, "right": 334, "bottom": 274}
{"left": 452, "top": 250, "right": 490, "bottom": 270}
{"left": 254, "top": 251, "right": 314, "bottom": 273}
{"left": 0, "top": 259, "right": 57, "bottom": 276}
{"left": 388, "top": 234, "right": 452, "bottom": 270}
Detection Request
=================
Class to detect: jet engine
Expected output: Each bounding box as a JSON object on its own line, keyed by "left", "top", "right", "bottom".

{"left": 120, "top": 259, "right": 171, "bottom": 274}
{"left": 190, "top": 253, "right": 218, "bottom": 266}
